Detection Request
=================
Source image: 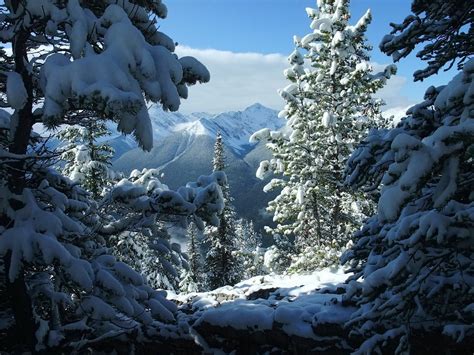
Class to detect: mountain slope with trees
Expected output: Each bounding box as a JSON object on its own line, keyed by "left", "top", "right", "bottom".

{"left": 113, "top": 104, "right": 283, "bottom": 233}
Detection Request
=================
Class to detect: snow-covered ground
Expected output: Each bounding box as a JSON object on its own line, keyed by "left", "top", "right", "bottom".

{"left": 171, "top": 267, "right": 349, "bottom": 305}
{"left": 168, "top": 268, "right": 355, "bottom": 352}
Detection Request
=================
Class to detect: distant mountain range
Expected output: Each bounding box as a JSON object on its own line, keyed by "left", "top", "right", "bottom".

{"left": 110, "top": 103, "right": 284, "bottom": 235}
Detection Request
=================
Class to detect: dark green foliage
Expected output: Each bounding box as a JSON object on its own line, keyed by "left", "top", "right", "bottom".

{"left": 205, "top": 133, "right": 242, "bottom": 289}
{"left": 380, "top": 0, "right": 474, "bottom": 81}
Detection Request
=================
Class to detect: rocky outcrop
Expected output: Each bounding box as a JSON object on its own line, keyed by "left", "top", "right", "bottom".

{"left": 170, "top": 275, "right": 359, "bottom": 354}
{"left": 192, "top": 319, "right": 355, "bottom": 354}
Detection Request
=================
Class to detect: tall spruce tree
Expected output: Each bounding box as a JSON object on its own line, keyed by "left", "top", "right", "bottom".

{"left": 341, "top": 1, "right": 474, "bottom": 352}
{"left": 58, "top": 119, "right": 115, "bottom": 199}
{"left": 252, "top": 0, "right": 395, "bottom": 272}
{"left": 180, "top": 222, "right": 204, "bottom": 292}
{"left": 235, "top": 219, "right": 264, "bottom": 279}
{"left": 204, "top": 132, "right": 241, "bottom": 289}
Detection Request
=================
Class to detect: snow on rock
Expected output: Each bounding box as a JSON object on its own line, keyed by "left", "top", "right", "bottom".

{"left": 169, "top": 268, "right": 356, "bottom": 352}
{"left": 196, "top": 301, "right": 274, "bottom": 331}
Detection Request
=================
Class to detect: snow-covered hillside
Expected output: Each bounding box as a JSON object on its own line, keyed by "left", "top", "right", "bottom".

{"left": 148, "top": 106, "right": 203, "bottom": 140}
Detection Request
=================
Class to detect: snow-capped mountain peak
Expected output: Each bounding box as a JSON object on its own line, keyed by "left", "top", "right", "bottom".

{"left": 165, "top": 103, "right": 283, "bottom": 155}
{"left": 173, "top": 119, "right": 212, "bottom": 137}
{"left": 107, "top": 103, "right": 283, "bottom": 158}
{"left": 147, "top": 106, "right": 196, "bottom": 140}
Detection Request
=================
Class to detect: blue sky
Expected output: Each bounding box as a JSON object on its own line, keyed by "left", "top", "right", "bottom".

{"left": 0, "top": 0, "right": 455, "bottom": 115}
{"left": 160, "top": 0, "right": 453, "bottom": 114}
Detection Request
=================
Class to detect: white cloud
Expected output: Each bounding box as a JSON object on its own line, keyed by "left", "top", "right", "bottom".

{"left": 5, "top": 43, "right": 416, "bottom": 117}
{"left": 371, "top": 62, "right": 415, "bottom": 110}
{"left": 177, "top": 46, "right": 416, "bottom": 115}
{"left": 175, "top": 46, "right": 288, "bottom": 114}
{"left": 383, "top": 105, "right": 411, "bottom": 125}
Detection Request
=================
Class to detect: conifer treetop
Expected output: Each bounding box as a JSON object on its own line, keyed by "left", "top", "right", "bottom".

{"left": 212, "top": 131, "right": 226, "bottom": 172}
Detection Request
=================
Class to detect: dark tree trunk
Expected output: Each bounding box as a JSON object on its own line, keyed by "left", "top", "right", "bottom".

{"left": 1, "top": 14, "right": 37, "bottom": 351}
{"left": 3, "top": 252, "right": 36, "bottom": 351}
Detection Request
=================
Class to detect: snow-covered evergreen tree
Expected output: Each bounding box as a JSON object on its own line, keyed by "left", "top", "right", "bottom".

{"left": 235, "top": 219, "right": 264, "bottom": 279}
{"left": 180, "top": 222, "right": 205, "bottom": 293}
{"left": 252, "top": 0, "right": 395, "bottom": 272}
{"left": 212, "top": 131, "right": 226, "bottom": 172}
{"left": 262, "top": 233, "right": 295, "bottom": 274}
{"left": 59, "top": 130, "right": 197, "bottom": 292}
{"left": 341, "top": 3, "right": 474, "bottom": 352}
{"left": 100, "top": 168, "right": 223, "bottom": 292}
{"left": 204, "top": 132, "right": 242, "bottom": 290}
{"left": 111, "top": 224, "right": 189, "bottom": 291}
{"left": 59, "top": 125, "right": 198, "bottom": 292}
{"left": 58, "top": 120, "right": 115, "bottom": 199}
{"left": 0, "top": 0, "right": 213, "bottom": 351}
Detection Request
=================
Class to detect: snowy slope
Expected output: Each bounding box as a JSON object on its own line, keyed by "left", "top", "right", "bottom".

{"left": 148, "top": 105, "right": 202, "bottom": 140}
